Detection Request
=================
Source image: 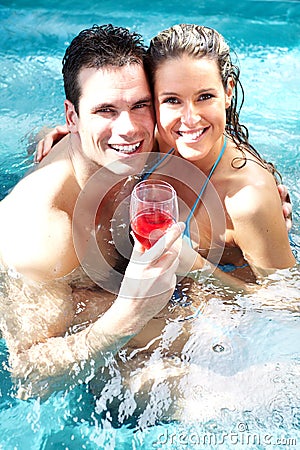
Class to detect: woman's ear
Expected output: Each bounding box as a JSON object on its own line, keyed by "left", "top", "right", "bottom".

{"left": 64, "top": 100, "right": 78, "bottom": 132}
{"left": 225, "top": 77, "right": 235, "bottom": 108}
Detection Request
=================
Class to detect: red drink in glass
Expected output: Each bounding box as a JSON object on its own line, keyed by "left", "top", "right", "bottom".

{"left": 131, "top": 208, "right": 176, "bottom": 249}
{"left": 130, "top": 180, "right": 179, "bottom": 249}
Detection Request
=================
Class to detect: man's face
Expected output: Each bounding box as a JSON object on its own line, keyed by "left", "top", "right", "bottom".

{"left": 66, "top": 64, "right": 155, "bottom": 175}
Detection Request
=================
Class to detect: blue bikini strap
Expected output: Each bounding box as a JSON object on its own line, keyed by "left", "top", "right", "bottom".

{"left": 140, "top": 147, "right": 175, "bottom": 181}
{"left": 183, "top": 136, "right": 227, "bottom": 245}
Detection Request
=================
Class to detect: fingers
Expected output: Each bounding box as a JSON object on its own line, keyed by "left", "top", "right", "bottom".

{"left": 277, "top": 183, "right": 285, "bottom": 198}
{"left": 283, "top": 204, "right": 292, "bottom": 232}
{"left": 285, "top": 218, "right": 292, "bottom": 233}
{"left": 160, "top": 221, "right": 186, "bottom": 249}
{"left": 42, "top": 133, "right": 57, "bottom": 156}
{"left": 130, "top": 231, "right": 145, "bottom": 254}
{"left": 176, "top": 235, "right": 201, "bottom": 276}
{"left": 34, "top": 134, "right": 54, "bottom": 163}
{"left": 126, "top": 222, "right": 185, "bottom": 285}
{"left": 34, "top": 124, "right": 69, "bottom": 163}
{"left": 120, "top": 224, "right": 185, "bottom": 302}
{"left": 283, "top": 203, "right": 292, "bottom": 218}
{"left": 34, "top": 139, "right": 44, "bottom": 163}
{"left": 277, "top": 183, "right": 291, "bottom": 204}
{"left": 131, "top": 222, "right": 185, "bottom": 263}
{"left": 277, "top": 184, "right": 292, "bottom": 232}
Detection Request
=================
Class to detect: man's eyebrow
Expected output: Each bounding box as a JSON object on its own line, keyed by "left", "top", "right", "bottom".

{"left": 90, "top": 103, "right": 115, "bottom": 112}
{"left": 133, "top": 96, "right": 152, "bottom": 105}
{"left": 90, "top": 97, "right": 152, "bottom": 112}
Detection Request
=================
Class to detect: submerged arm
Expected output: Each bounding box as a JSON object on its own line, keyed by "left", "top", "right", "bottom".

{"left": 176, "top": 239, "right": 255, "bottom": 294}
{"left": 3, "top": 224, "right": 184, "bottom": 399}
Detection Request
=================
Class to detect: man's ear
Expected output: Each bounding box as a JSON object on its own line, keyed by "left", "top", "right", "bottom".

{"left": 64, "top": 100, "right": 78, "bottom": 132}
{"left": 225, "top": 77, "right": 235, "bottom": 109}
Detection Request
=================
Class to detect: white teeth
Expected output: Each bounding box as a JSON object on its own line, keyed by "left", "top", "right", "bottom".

{"left": 178, "top": 129, "right": 205, "bottom": 140}
{"left": 110, "top": 142, "right": 141, "bottom": 153}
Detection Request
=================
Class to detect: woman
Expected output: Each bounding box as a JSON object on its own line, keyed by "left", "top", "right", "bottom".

{"left": 142, "top": 24, "right": 295, "bottom": 283}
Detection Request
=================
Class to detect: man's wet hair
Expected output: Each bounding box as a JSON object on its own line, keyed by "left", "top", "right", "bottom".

{"left": 63, "top": 24, "right": 147, "bottom": 114}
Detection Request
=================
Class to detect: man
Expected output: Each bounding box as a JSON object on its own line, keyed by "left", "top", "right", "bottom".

{"left": 0, "top": 24, "right": 185, "bottom": 399}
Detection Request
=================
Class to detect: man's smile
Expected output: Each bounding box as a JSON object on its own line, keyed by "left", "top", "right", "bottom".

{"left": 109, "top": 141, "right": 142, "bottom": 154}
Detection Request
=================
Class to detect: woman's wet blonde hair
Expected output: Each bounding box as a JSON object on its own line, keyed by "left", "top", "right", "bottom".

{"left": 145, "top": 24, "right": 280, "bottom": 180}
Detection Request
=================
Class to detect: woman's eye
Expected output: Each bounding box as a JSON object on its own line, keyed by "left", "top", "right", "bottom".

{"left": 163, "top": 97, "right": 180, "bottom": 105}
{"left": 198, "top": 93, "right": 213, "bottom": 101}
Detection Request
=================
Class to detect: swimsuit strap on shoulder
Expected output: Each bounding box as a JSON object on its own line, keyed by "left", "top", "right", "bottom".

{"left": 183, "top": 136, "right": 227, "bottom": 246}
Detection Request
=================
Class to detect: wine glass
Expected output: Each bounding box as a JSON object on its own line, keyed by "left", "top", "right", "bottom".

{"left": 130, "top": 179, "right": 179, "bottom": 249}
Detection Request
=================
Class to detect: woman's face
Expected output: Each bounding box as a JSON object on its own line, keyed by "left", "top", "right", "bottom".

{"left": 154, "top": 54, "right": 233, "bottom": 162}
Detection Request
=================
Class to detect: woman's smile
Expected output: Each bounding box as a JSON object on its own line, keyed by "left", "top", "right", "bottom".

{"left": 176, "top": 126, "right": 209, "bottom": 143}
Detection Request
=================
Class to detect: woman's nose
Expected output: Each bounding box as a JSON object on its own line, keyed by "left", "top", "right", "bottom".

{"left": 181, "top": 103, "right": 201, "bottom": 127}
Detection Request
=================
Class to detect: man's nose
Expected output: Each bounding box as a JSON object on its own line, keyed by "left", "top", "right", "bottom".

{"left": 115, "top": 111, "right": 137, "bottom": 135}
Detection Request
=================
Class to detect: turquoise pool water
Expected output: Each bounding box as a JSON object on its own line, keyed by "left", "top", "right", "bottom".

{"left": 0, "top": 0, "right": 300, "bottom": 448}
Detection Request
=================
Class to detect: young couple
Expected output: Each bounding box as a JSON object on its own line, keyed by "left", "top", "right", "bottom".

{"left": 0, "top": 24, "right": 294, "bottom": 402}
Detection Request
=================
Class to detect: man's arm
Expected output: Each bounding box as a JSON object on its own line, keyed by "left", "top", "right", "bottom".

{"left": 227, "top": 182, "right": 295, "bottom": 279}
{"left": 277, "top": 184, "right": 293, "bottom": 232}
{"left": 3, "top": 223, "right": 184, "bottom": 400}
{"left": 34, "top": 124, "right": 69, "bottom": 163}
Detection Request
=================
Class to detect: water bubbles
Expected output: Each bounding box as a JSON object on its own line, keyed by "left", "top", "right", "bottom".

{"left": 292, "top": 408, "right": 300, "bottom": 430}
{"left": 212, "top": 343, "right": 225, "bottom": 353}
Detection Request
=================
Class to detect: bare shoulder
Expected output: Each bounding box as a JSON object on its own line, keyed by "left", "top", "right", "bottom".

{"left": 225, "top": 161, "right": 281, "bottom": 221}
{"left": 0, "top": 202, "right": 77, "bottom": 280}
{"left": 0, "top": 160, "right": 79, "bottom": 280}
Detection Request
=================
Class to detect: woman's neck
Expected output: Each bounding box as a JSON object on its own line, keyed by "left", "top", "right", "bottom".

{"left": 156, "top": 134, "right": 226, "bottom": 176}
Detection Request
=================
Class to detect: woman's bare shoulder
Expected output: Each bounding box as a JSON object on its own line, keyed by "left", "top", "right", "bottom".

{"left": 225, "top": 159, "right": 280, "bottom": 219}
